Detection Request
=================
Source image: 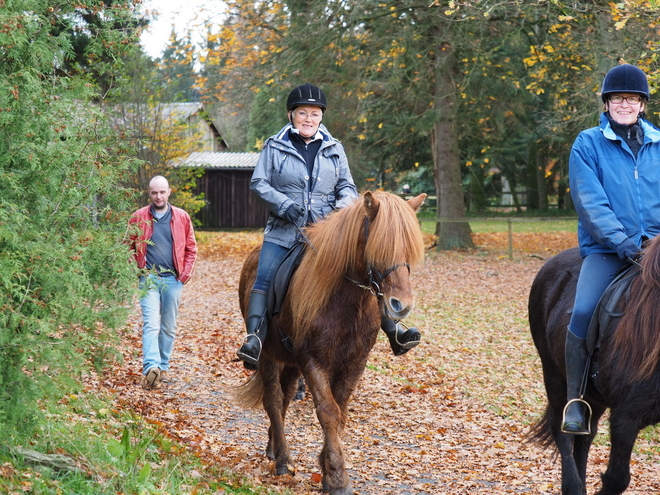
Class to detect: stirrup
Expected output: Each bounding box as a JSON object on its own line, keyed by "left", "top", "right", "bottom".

{"left": 394, "top": 321, "right": 421, "bottom": 350}
{"left": 561, "top": 398, "right": 593, "bottom": 435}
{"left": 237, "top": 334, "right": 262, "bottom": 366}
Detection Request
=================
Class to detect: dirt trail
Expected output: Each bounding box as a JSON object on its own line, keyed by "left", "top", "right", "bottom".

{"left": 104, "top": 234, "right": 660, "bottom": 494}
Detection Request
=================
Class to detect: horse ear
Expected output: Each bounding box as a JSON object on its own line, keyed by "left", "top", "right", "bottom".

{"left": 363, "top": 191, "right": 380, "bottom": 218}
{"left": 407, "top": 193, "right": 427, "bottom": 212}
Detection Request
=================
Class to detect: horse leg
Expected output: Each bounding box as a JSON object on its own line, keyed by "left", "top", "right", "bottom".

{"left": 574, "top": 404, "right": 605, "bottom": 484}
{"left": 260, "top": 360, "right": 294, "bottom": 475}
{"left": 305, "top": 364, "right": 353, "bottom": 495}
{"left": 331, "top": 367, "right": 365, "bottom": 431}
{"left": 596, "top": 410, "right": 639, "bottom": 495}
{"left": 266, "top": 367, "right": 300, "bottom": 461}
{"left": 543, "top": 396, "right": 589, "bottom": 495}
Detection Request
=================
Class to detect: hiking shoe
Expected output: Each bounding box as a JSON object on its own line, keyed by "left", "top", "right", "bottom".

{"left": 159, "top": 370, "right": 171, "bottom": 383}
{"left": 142, "top": 367, "right": 160, "bottom": 390}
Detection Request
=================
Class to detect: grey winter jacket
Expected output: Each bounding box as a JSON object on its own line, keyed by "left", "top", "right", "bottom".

{"left": 251, "top": 123, "right": 358, "bottom": 248}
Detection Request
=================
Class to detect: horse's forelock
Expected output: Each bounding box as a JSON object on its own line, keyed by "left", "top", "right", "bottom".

{"left": 364, "top": 192, "right": 425, "bottom": 269}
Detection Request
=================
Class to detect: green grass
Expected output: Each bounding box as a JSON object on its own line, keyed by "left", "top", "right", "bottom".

{"left": 0, "top": 389, "right": 287, "bottom": 495}
{"left": 420, "top": 218, "right": 577, "bottom": 235}
{"left": 468, "top": 218, "right": 577, "bottom": 233}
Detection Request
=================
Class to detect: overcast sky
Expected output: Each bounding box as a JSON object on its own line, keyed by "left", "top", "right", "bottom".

{"left": 140, "top": 0, "right": 226, "bottom": 59}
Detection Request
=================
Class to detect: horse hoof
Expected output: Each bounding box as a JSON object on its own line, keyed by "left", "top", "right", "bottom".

{"left": 329, "top": 486, "right": 353, "bottom": 495}
{"left": 275, "top": 462, "right": 295, "bottom": 476}
{"left": 322, "top": 478, "right": 353, "bottom": 495}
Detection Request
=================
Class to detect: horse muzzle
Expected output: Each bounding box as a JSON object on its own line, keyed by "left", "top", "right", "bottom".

{"left": 383, "top": 295, "right": 413, "bottom": 320}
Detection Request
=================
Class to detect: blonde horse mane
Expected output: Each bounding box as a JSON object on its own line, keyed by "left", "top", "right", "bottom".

{"left": 611, "top": 236, "right": 660, "bottom": 382}
{"left": 288, "top": 191, "right": 425, "bottom": 335}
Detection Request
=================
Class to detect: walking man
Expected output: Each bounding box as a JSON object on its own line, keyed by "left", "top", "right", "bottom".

{"left": 129, "top": 176, "right": 197, "bottom": 389}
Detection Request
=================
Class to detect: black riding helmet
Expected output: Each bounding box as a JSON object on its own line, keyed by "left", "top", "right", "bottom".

{"left": 286, "top": 83, "right": 327, "bottom": 112}
{"left": 601, "top": 64, "right": 650, "bottom": 102}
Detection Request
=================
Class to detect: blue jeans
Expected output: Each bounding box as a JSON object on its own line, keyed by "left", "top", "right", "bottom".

{"left": 253, "top": 241, "right": 290, "bottom": 293}
{"left": 568, "top": 253, "right": 627, "bottom": 338}
{"left": 139, "top": 274, "right": 184, "bottom": 375}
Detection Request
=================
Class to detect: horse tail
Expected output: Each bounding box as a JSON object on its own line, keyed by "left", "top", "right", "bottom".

{"left": 527, "top": 404, "right": 557, "bottom": 451}
{"left": 233, "top": 371, "right": 264, "bottom": 409}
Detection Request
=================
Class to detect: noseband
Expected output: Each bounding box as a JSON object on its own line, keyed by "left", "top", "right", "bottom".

{"left": 346, "top": 263, "right": 411, "bottom": 299}
{"left": 344, "top": 215, "right": 410, "bottom": 300}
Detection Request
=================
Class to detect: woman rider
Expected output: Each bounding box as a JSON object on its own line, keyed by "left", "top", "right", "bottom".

{"left": 564, "top": 64, "right": 660, "bottom": 434}
{"left": 236, "top": 83, "right": 422, "bottom": 369}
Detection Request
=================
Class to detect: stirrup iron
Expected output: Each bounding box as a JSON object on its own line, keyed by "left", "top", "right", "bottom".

{"left": 237, "top": 334, "right": 262, "bottom": 366}
{"left": 561, "top": 398, "right": 593, "bottom": 435}
{"left": 394, "top": 321, "right": 420, "bottom": 349}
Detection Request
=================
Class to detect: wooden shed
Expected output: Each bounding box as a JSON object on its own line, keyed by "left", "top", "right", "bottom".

{"left": 181, "top": 151, "right": 269, "bottom": 229}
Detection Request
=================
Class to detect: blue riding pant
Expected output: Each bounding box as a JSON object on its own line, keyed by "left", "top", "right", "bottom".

{"left": 252, "top": 241, "right": 290, "bottom": 293}
{"left": 568, "top": 253, "right": 627, "bottom": 338}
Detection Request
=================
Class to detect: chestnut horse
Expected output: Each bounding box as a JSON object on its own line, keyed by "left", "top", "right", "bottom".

{"left": 236, "top": 191, "right": 426, "bottom": 495}
{"left": 529, "top": 239, "right": 660, "bottom": 495}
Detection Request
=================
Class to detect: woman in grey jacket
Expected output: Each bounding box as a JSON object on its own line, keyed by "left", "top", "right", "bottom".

{"left": 563, "top": 64, "right": 660, "bottom": 434}
{"left": 237, "top": 83, "right": 422, "bottom": 369}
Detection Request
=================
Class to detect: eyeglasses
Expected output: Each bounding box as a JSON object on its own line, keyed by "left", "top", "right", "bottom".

{"left": 294, "top": 110, "right": 322, "bottom": 120}
{"left": 609, "top": 95, "right": 643, "bottom": 105}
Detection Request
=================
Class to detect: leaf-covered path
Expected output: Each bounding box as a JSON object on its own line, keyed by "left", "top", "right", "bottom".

{"left": 104, "top": 232, "right": 660, "bottom": 494}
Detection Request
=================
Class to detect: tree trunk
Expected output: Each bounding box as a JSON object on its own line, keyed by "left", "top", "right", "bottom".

{"left": 526, "top": 139, "right": 539, "bottom": 210}
{"left": 431, "top": 34, "right": 473, "bottom": 250}
{"left": 536, "top": 141, "right": 549, "bottom": 210}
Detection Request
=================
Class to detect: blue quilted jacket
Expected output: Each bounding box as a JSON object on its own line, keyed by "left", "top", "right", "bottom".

{"left": 570, "top": 112, "right": 660, "bottom": 257}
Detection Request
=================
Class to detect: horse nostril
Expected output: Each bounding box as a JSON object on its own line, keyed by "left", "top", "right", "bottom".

{"left": 389, "top": 298, "right": 403, "bottom": 313}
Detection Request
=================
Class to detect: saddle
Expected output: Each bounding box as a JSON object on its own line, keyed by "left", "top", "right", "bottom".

{"left": 586, "top": 261, "right": 640, "bottom": 383}
{"left": 267, "top": 242, "right": 306, "bottom": 352}
{"left": 268, "top": 241, "right": 306, "bottom": 318}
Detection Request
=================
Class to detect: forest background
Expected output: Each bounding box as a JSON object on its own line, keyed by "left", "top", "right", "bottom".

{"left": 1, "top": 0, "right": 660, "bottom": 493}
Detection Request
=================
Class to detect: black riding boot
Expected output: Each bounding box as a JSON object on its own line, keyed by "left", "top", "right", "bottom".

{"left": 562, "top": 330, "right": 591, "bottom": 435}
{"left": 236, "top": 290, "right": 268, "bottom": 370}
{"left": 381, "top": 314, "right": 421, "bottom": 356}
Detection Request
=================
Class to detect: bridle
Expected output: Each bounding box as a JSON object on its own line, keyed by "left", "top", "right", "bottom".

{"left": 295, "top": 215, "right": 410, "bottom": 300}
{"left": 345, "top": 263, "right": 410, "bottom": 299}
{"left": 343, "top": 215, "right": 410, "bottom": 300}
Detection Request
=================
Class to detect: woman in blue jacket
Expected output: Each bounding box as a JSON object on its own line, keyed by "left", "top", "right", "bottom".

{"left": 564, "top": 64, "right": 660, "bottom": 434}
{"left": 236, "top": 83, "right": 422, "bottom": 369}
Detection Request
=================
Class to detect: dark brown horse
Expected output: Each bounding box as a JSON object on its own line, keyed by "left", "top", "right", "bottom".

{"left": 236, "top": 191, "right": 426, "bottom": 495}
{"left": 529, "top": 239, "right": 660, "bottom": 495}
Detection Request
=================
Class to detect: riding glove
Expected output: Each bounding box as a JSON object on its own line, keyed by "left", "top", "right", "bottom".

{"left": 615, "top": 238, "right": 639, "bottom": 261}
{"left": 283, "top": 203, "right": 306, "bottom": 224}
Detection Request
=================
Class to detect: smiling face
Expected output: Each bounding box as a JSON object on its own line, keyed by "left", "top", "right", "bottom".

{"left": 606, "top": 93, "right": 646, "bottom": 126}
{"left": 289, "top": 104, "right": 323, "bottom": 140}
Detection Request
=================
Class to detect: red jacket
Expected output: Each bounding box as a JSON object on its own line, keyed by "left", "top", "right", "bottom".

{"left": 129, "top": 204, "right": 197, "bottom": 284}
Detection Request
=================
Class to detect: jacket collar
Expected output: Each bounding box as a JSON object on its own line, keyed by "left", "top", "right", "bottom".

{"left": 275, "top": 123, "right": 331, "bottom": 143}
{"left": 600, "top": 112, "right": 660, "bottom": 143}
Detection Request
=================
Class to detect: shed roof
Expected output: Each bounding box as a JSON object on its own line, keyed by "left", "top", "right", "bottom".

{"left": 178, "top": 151, "right": 260, "bottom": 169}
{"left": 159, "top": 102, "right": 203, "bottom": 121}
